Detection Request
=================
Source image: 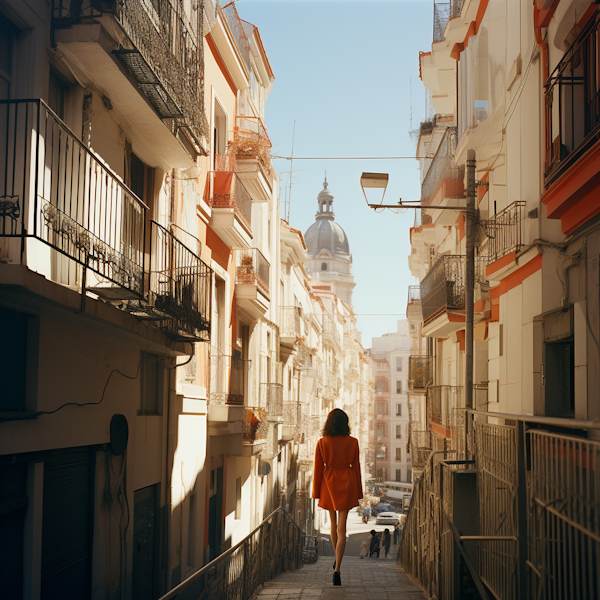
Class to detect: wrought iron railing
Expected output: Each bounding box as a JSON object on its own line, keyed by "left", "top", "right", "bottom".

{"left": 235, "top": 248, "right": 270, "bottom": 296}
{"left": 210, "top": 353, "right": 247, "bottom": 405}
{"left": 408, "top": 356, "right": 434, "bottom": 390}
{"left": 427, "top": 385, "right": 462, "bottom": 432}
{"left": 484, "top": 201, "right": 526, "bottom": 263}
{"left": 421, "top": 127, "right": 463, "bottom": 207}
{"left": 157, "top": 507, "right": 317, "bottom": 600}
{"left": 410, "top": 428, "right": 432, "bottom": 468}
{"left": 280, "top": 306, "right": 303, "bottom": 339}
{"left": 221, "top": 2, "right": 251, "bottom": 72}
{"left": 283, "top": 400, "right": 302, "bottom": 427}
{"left": 144, "top": 220, "right": 211, "bottom": 341}
{"left": 544, "top": 10, "right": 600, "bottom": 187}
{"left": 207, "top": 171, "right": 253, "bottom": 230}
{"left": 408, "top": 285, "right": 421, "bottom": 303}
{"left": 321, "top": 314, "right": 340, "bottom": 348}
{"left": 261, "top": 383, "right": 283, "bottom": 418}
{"left": 51, "top": 0, "right": 208, "bottom": 150}
{"left": 242, "top": 408, "right": 268, "bottom": 443}
{"left": 420, "top": 255, "right": 465, "bottom": 322}
{"left": 233, "top": 115, "right": 272, "bottom": 176}
{"left": 0, "top": 99, "right": 147, "bottom": 297}
{"left": 433, "top": 0, "right": 465, "bottom": 42}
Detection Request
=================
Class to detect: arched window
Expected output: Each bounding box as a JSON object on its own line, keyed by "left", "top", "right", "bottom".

{"left": 321, "top": 262, "right": 327, "bottom": 271}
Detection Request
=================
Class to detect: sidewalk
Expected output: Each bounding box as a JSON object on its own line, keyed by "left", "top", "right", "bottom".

{"left": 251, "top": 556, "right": 425, "bottom": 599}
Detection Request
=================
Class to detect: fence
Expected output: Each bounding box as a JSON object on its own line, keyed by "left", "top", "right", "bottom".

{"left": 321, "top": 314, "right": 340, "bottom": 348}
{"left": 433, "top": 0, "right": 465, "bottom": 42}
{"left": 0, "top": 99, "right": 146, "bottom": 297}
{"left": 236, "top": 248, "right": 270, "bottom": 296}
{"left": 420, "top": 255, "right": 465, "bottom": 323}
{"left": 207, "top": 171, "right": 253, "bottom": 230}
{"left": 234, "top": 115, "right": 272, "bottom": 176}
{"left": 484, "top": 201, "right": 526, "bottom": 263}
{"left": 280, "top": 306, "right": 303, "bottom": 339}
{"left": 221, "top": 2, "right": 251, "bottom": 71}
{"left": 52, "top": 0, "right": 208, "bottom": 147}
{"left": 408, "top": 285, "right": 421, "bottom": 303}
{"left": 210, "top": 353, "right": 248, "bottom": 405}
{"left": 261, "top": 383, "right": 283, "bottom": 418}
{"left": 400, "top": 411, "right": 600, "bottom": 600}
{"left": 157, "top": 508, "right": 317, "bottom": 600}
{"left": 408, "top": 355, "right": 433, "bottom": 390}
{"left": 421, "top": 127, "right": 463, "bottom": 207}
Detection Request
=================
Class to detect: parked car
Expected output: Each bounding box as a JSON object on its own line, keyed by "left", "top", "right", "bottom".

{"left": 372, "top": 503, "right": 392, "bottom": 515}
{"left": 376, "top": 512, "right": 401, "bottom": 525}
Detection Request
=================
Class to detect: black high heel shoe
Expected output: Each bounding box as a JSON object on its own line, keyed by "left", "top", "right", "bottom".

{"left": 333, "top": 571, "right": 341, "bottom": 586}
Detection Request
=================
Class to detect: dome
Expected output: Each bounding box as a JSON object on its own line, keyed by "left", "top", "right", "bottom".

{"left": 304, "top": 179, "right": 350, "bottom": 256}
{"left": 305, "top": 219, "right": 350, "bottom": 256}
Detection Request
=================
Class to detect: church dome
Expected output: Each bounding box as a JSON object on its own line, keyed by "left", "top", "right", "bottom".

{"left": 304, "top": 180, "right": 350, "bottom": 257}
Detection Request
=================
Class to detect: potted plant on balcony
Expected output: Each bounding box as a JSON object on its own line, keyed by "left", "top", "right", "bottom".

{"left": 237, "top": 253, "right": 256, "bottom": 284}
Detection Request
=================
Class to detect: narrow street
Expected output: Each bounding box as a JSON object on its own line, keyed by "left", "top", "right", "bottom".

{"left": 253, "top": 556, "right": 424, "bottom": 600}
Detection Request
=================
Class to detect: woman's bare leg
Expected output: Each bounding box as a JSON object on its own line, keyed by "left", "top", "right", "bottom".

{"left": 328, "top": 510, "right": 338, "bottom": 558}
{"left": 334, "top": 510, "right": 349, "bottom": 572}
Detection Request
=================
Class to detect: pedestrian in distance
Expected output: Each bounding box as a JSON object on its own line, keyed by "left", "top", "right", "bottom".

{"left": 362, "top": 505, "right": 371, "bottom": 523}
{"left": 393, "top": 522, "right": 400, "bottom": 545}
{"left": 369, "top": 529, "right": 381, "bottom": 558}
{"left": 382, "top": 528, "right": 391, "bottom": 558}
{"left": 359, "top": 540, "right": 369, "bottom": 559}
{"left": 312, "top": 408, "right": 363, "bottom": 586}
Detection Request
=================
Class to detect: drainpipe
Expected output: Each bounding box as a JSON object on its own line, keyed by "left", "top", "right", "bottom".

{"left": 535, "top": 5, "right": 550, "bottom": 223}
{"left": 465, "top": 149, "right": 476, "bottom": 414}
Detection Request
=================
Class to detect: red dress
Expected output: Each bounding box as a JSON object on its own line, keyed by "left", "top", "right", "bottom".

{"left": 312, "top": 435, "right": 363, "bottom": 511}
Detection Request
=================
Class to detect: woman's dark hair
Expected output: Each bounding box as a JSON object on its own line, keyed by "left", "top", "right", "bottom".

{"left": 322, "top": 408, "right": 350, "bottom": 437}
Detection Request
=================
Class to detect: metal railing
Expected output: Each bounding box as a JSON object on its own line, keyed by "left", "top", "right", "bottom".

{"left": 145, "top": 220, "right": 211, "bottom": 341}
{"left": 408, "top": 285, "right": 421, "bottom": 303}
{"left": 321, "top": 314, "right": 340, "bottom": 348}
{"left": 544, "top": 10, "right": 600, "bottom": 187}
{"left": 420, "top": 255, "right": 465, "bottom": 323}
{"left": 280, "top": 306, "right": 303, "bottom": 339}
{"left": 410, "top": 428, "right": 432, "bottom": 468}
{"left": 427, "top": 385, "right": 463, "bottom": 432}
{"left": 235, "top": 248, "right": 270, "bottom": 296}
{"left": 484, "top": 201, "right": 526, "bottom": 263}
{"left": 52, "top": 0, "right": 208, "bottom": 148}
{"left": 433, "top": 0, "right": 465, "bottom": 42}
{"left": 234, "top": 115, "right": 272, "bottom": 177}
{"left": 210, "top": 353, "right": 248, "bottom": 405}
{"left": 157, "top": 507, "right": 317, "bottom": 600}
{"left": 221, "top": 2, "right": 251, "bottom": 72}
{"left": 408, "top": 356, "right": 434, "bottom": 390}
{"left": 207, "top": 171, "right": 253, "bottom": 230}
{"left": 283, "top": 400, "right": 302, "bottom": 427}
{"left": 421, "top": 127, "right": 463, "bottom": 206}
{"left": 0, "top": 99, "right": 146, "bottom": 297}
{"left": 242, "top": 408, "right": 268, "bottom": 443}
{"left": 260, "top": 383, "right": 283, "bottom": 418}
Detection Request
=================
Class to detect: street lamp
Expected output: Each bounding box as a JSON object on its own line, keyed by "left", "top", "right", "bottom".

{"left": 360, "top": 172, "right": 389, "bottom": 206}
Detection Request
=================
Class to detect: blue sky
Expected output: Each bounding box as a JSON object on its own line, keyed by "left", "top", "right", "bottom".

{"left": 237, "top": 0, "right": 433, "bottom": 346}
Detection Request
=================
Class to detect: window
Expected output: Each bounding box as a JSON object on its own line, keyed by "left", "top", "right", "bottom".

{"left": 395, "top": 447, "right": 402, "bottom": 461}
{"left": 48, "top": 71, "right": 68, "bottom": 120}
{"left": 545, "top": 340, "right": 574, "bottom": 418}
{"left": 396, "top": 404, "right": 402, "bottom": 417}
{"left": 376, "top": 402, "right": 387, "bottom": 415}
{"left": 321, "top": 262, "right": 327, "bottom": 271}
{"left": 396, "top": 357, "right": 402, "bottom": 372}
{"left": 396, "top": 425, "right": 402, "bottom": 438}
{"left": 212, "top": 98, "right": 227, "bottom": 169}
{"left": 140, "top": 353, "right": 165, "bottom": 415}
{"left": 235, "top": 477, "right": 242, "bottom": 519}
{"left": 0, "top": 13, "right": 17, "bottom": 100}
{"left": 395, "top": 469, "right": 402, "bottom": 482}
{"left": 375, "top": 378, "right": 388, "bottom": 393}
{"left": 396, "top": 380, "right": 402, "bottom": 394}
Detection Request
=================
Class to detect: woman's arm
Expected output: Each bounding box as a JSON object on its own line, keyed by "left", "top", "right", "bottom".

{"left": 311, "top": 439, "right": 324, "bottom": 499}
{"left": 352, "top": 439, "right": 363, "bottom": 499}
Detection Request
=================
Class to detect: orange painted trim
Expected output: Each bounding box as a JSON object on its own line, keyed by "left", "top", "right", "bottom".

{"left": 490, "top": 304, "right": 500, "bottom": 322}
{"left": 453, "top": 0, "right": 490, "bottom": 61}
{"left": 490, "top": 254, "right": 543, "bottom": 299}
{"left": 578, "top": 4, "right": 598, "bottom": 29}
{"left": 451, "top": 43, "right": 464, "bottom": 61}
{"left": 430, "top": 176, "right": 464, "bottom": 207}
{"left": 486, "top": 251, "right": 517, "bottom": 277}
{"left": 253, "top": 27, "right": 275, "bottom": 79}
{"left": 535, "top": 0, "right": 561, "bottom": 28}
{"left": 419, "top": 51, "right": 431, "bottom": 80}
{"left": 431, "top": 423, "right": 452, "bottom": 438}
{"left": 456, "top": 329, "right": 466, "bottom": 351}
{"left": 206, "top": 33, "right": 238, "bottom": 95}
{"left": 456, "top": 213, "right": 466, "bottom": 241}
{"left": 474, "top": 299, "right": 486, "bottom": 312}
{"left": 206, "top": 226, "right": 231, "bottom": 270}
{"left": 448, "top": 313, "right": 466, "bottom": 323}
{"left": 478, "top": 171, "right": 489, "bottom": 204}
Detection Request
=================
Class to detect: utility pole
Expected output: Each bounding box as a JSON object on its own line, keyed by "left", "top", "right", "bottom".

{"left": 465, "top": 149, "right": 476, "bottom": 414}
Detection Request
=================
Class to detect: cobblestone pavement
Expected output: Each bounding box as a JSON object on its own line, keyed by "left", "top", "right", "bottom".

{"left": 252, "top": 556, "right": 426, "bottom": 599}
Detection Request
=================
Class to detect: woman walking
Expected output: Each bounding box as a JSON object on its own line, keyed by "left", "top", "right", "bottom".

{"left": 312, "top": 409, "right": 363, "bottom": 586}
{"left": 382, "top": 529, "right": 391, "bottom": 558}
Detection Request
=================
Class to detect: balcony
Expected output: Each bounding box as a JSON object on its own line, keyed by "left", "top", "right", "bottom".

{"left": 321, "top": 314, "right": 340, "bottom": 350}
{"left": 408, "top": 356, "right": 433, "bottom": 390}
{"left": 133, "top": 221, "right": 211, "bottom": 342}
{"left": 421, "top": 128, "right": 465, "bottom": 226}
{"left": 406, "top": 285, "right": 423, "bottom": 322}
{"left": 51, "top": 0, "right": 208, "bottom": 164}
{"left": 241, "top": 408, "right": 268, "bottom": 456}
{"left": 205, "top": 171, "right": 252, "bottom": 248}
{"left": 280, "top": 306, "right": 303, "bottom": 343}
{"left": 427, "top": 385, "right": 462, "bottom": 437}
{"left": 410, "top": 429, "right": 432, "bottom": 468}
{"left": 1, "top": 99, "right": 146, "bottom": 299}
{"left": 235, "top": 248, "right": 270, "bottom": 320}
{"left": 483, "top": 201, "right": 526, "bottom": 268}
{"left": 260, "top": 383, "right": 283, "bottom": 420}
{"left": 208, "top": 353, "right": 247, "bottom": 434}
{"left": 323, "top": 369, "right": 339, "bottom": 400}
{"left": 433, "top": 0, "right": 465, "bottom": 42}
{"left": 231, "top": 116, "right": 273, "bottom": 202}
{"left": 282, "top": 401, "right": 302, "bottom": 441}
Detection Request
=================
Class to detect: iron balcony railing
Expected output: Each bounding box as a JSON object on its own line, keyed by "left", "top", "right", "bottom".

{"left": 484, "top": 201, "right": 526, "bottom": 263}
{"left": 407, "top": 285, "right": 421, "bottom": 303}
{"left": 260, "top": 383, "right": 283, "bottom": 418}
{"left": 408, "top": 356, "right": 434, "bottom": 390}
{"left": 280, "top": 306, "right": 303, "bottom": 339}
{"left": 321, "top": 314, "right": 340, "bottom": 349}
{"left": 410, "top": 428, "right": 432, "bottom": 468}
{"left": 0, "top": 99, "right": 146, "bottom": 298}
{"left": 233, "top": 115, "right": 272, "bottom": 176}
{"left": 144, "top": 220, "right": 211, "bottom": 341}
{"left": 209, "top": 353, "right": 248, "bottom": 406}
{"left": 433, "top": 0, "right": 465, "bottom": 42}
{"left": 221, "top": 2, "right": 251, "bottom": 72}
{"left": 427, "top": 385, "right": 462, "bottom": 432}
{"left": 242, "top": 408, "right": 268, "bottom": 444}
{"left": 421, "top": 127, "right": 464, "bottom": 207}
{"left": 421, "top": 255, "right": 465, "bottom": 323}
{"left": 157, "top": 507, "right": 317, "bottom": 600}
{"left": 544, "top": 9, "right": 600, "bottom": 187}
{"left": 283, "top": 400, "right": 302, "bottom": 427}
{"left": 235, "top": 248, "right": 270, "bottom": 296}
{"left": 207, "top": 171, "right": 253, "bottom": 231}
{"left": 52, "top": 0, "right": 208, "bottom": 150}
